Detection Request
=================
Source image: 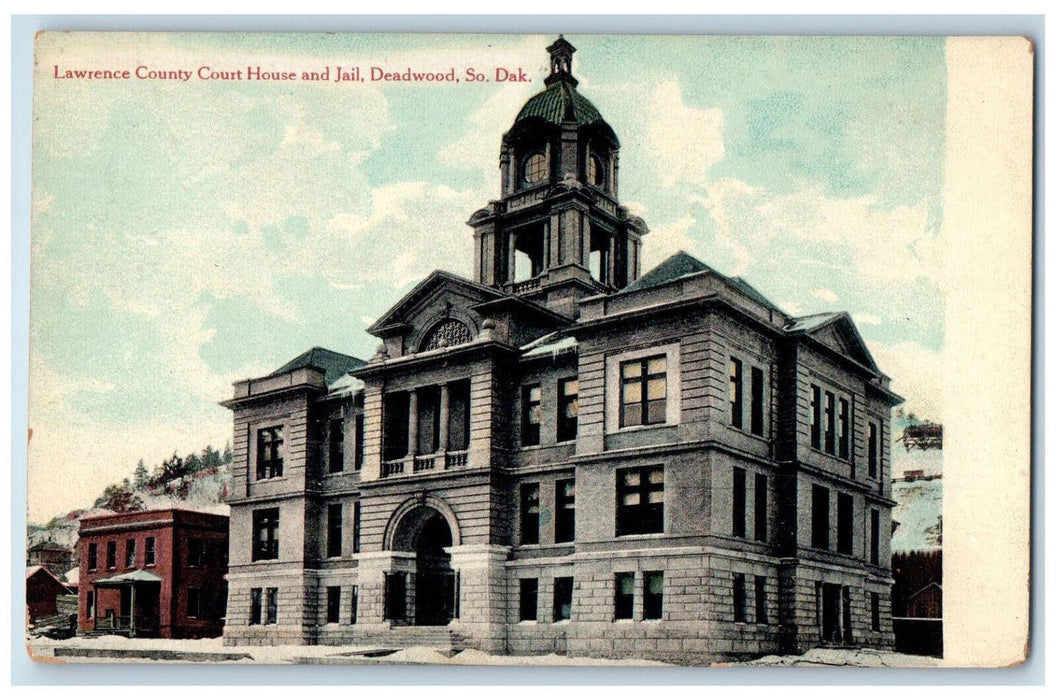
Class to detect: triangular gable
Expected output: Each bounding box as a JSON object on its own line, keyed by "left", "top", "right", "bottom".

{"left": 798, "top": 312, "right": 880, "bottom": 372}
{"left": 367, "top": 270, "right": 506, "bottom": 338}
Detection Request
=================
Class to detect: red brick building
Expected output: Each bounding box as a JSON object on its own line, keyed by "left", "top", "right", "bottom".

{"left": 78, "top": 509, "right": 229, "bottom": 639}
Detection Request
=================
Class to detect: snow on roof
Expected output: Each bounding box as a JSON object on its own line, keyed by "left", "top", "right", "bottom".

{"left": 26, "top": 565, "right": 43, "bottom": 579}
{"left": 93, "top": 569, "right": 163, "bottom": 585}
{"left": 521, "top": 332, "right": 578, "bottom": 359}
{"left": 785, "top": 312, "right": 842, "bottom": 333}
{"left": 64, "top": 567, "right": 79, "bottom": 585}
{"left": 891, "top": 476, "right": 942, "bottom": 553}
{"left": 328, "top": 372, "right": 365, "bottom": 398}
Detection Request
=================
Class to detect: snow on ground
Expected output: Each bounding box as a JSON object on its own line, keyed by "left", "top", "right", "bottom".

{"left": 27, "top": 635, "right": 669, "bottom": 666}
{"left": 736, "top": 647, "right": 944, "bottom": 668}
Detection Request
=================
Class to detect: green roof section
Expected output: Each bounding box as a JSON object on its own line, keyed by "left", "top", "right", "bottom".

{"left": 515, "top": 81, "right": 606, "bottom": 128}
{"left": 269, "top": 346, "right": 366, "bottom": 386}
{"left": 624, "top": 251, "right": 717, "bottom": 292}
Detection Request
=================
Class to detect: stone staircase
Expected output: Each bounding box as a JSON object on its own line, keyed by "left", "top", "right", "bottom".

{"left": 348, "top": 626, "right": 469, "bottom": 652}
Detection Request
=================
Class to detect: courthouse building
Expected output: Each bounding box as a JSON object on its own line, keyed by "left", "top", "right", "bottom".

{"left": 221, "top": 37, "right": 901, "bottom": 663}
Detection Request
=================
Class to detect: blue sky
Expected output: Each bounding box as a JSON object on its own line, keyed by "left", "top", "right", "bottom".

{"left": 29, "top": 33, "right": 947, "bottom": 521}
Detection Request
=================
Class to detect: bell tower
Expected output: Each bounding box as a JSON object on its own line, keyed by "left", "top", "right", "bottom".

{"left": 468, "top": 36, "right": 648, "bottom": 317}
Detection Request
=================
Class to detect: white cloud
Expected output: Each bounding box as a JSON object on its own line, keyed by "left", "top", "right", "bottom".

{"left": 870, "top": 340, "right": 944, "bottom": 421}
{"left": 812, "top": 287, "right": 839, "bottom": 303}
{"left": 645, "top": 81, "right": 725, "bottom": 189}
{"left": 854, "top": 313, "right": 883, "bottom": 326}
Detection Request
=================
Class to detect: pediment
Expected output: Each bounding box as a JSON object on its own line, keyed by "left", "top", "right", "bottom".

{"left": 805, "top": 314, "right": 879, "bottom": 372}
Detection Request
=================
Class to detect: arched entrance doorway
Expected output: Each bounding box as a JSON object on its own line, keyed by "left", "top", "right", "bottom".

{"left": 390, "top": 506, "right": 456, "bottom": 626}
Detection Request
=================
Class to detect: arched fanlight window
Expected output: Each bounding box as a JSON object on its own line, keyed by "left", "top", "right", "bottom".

{"left": 422, "top": 319, "right": 473, "bottom": 351}
{"left": 588, "top": 153, "right": 605, "bottom": 187}
{"left": 523, "top": 153, "right": 548, "bottom": 186}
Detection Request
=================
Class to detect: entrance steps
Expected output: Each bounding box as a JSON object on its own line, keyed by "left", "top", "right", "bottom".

{"left": 349, "top": 626, "right": 468, "bottom": 652}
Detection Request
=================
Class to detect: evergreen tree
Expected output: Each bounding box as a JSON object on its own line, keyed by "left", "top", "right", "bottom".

{"left": 222, "top": 442, "right": 233, "bottom": 464}
{"left": 133, "top": 459, "right": 149, "bottom": 489}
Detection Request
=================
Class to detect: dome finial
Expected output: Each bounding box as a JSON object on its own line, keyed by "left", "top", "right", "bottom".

{"left": 545, "top": 35, "right": 578, "bottom": 88}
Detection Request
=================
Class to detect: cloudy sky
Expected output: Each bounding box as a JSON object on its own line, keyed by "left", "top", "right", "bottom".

{"left": 29, "top": 33, "right": 947, "bottom": 522}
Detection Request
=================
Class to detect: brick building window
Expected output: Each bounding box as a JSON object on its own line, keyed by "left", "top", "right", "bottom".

{"left": 837, "top": 493, "right": 854, "bottom": 555}
{"left": 327, "top": 503, "right": 343, "bottom": 558}
{"left": 352, "top": 501, "right": 361, "bottom": 554}
{"left": 616, "top": 467, "right": 664, "bottom": 536}
{"left": 755, "top": 576, "right": 768, "bottom": 624}
{"left": 256, "top": 426, "right": 284, "bottom": 479}
{"left": 838, "top": 398, "right": 850, "bottom": 459}
{"left": 614, "top": 573, "right": 635, "bottom": 620}
{"left": 750, "top": 366, "right": 765, "bottom": 436}
{"left": 521, "top": 384, "right": 541, "bottom": 446}
{"left": 871, "top": 592, "right": 881, "bottom": 631}
{"left": 326, "top": 586, "right": 341, "bottom": 624}
{"left": 106, "top": 541, "right": 117, "bottom": 569}
{"left": 812, "top": 485, "right": 830, "bottom": 550}
{"left": 870, "top": 509, "right": 881, "bottom": 565}
{"left": 87, "top": 543, "right": 97, "bottom": 571}
{"left": 733, "top": 467, "right": 747, "bottom": 538}
{"left": 250, "top": 588, "right": 262, "bottom": 625}
{"left": 519, "top": 578, "right": 538, "bottom": 621}
{"left": 733, "top": 573, "right": 747, "bottom": 622}
{"left": 619, "top": 356, "right": 667, "bottom": 427}
{"left": 810, "top": 385, "right": 822, "bottom": 449}
{"left": 145, "top": 537, "right": 156, "bottom": 566}
{"left": 643, "top": 571, "right": 664, "bottom": 620}
{"left": 125, "top": 539, "right": 136, "bottom": 568}
{"left": 265, "top": 587, "right": 278, "bottom": 625}
{"left": 328, "top": 418, "right": 344, "bottom": 473}
{"left": 253, "top": 508, "right": 280, "bottom": 561}
{"left": 188, "top": 538, "right": 203, "bottom": 567}
{"left": 354, "top": 414, "right": 365, "bottom": 470}
{"left": 824, "top": 391, "right": 836, "bottom": 454}
{"left": 729, "top": 357, "right": 743, "bottom": 429}
{"left": 553, "top": 576, "right": 573, "bottom": 622}
{"left": 520, "top": 483, "right": 540, "bottom": 545}
{"left": 86, "top": 591, "right": 95, "bottom": 618}
{"left": 557, "top": 378, "right": 579, "bottom": 442}
{"left": 868, "top": 422, "right": 878, "bottom": 478}
{"left": 754, "top": 473, "right": 768, "bottom": 542}
{"left": 187, "top": 587, "right": 201, "bottom": 619}
{"left": 555, "top": 479, "right": 576, "bottom": 543}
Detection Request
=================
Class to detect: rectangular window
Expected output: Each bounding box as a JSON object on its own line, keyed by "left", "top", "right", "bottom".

{"left": 188, "top": 538, "right": 203, "bottom": 567}
{"left": 256, "top": 426, "right": 284, "bottom": 479}
{"left": 521, "top": 384, "right": 541, "bottom": 446}
{"left": 354, "top": 414, "right": 365, "bottom": 470}
{"left": 557, "top": 377, "right": 579, "bottom": 442}
{"left": 754, "top": 473, "right": 768, "bottom": 542}
{"left": 643, "top": 571, "right": 664, "bottom": 620}
{"left": 614, "top": 573, "right": 635, "bottom": 620}
{"left": 87, "top": 543, "right": 97, "bottom": 571}
{"left": 733, "top": 573, "right": 747, "bottom": 623}
{"left": 265, "top": 587, "right": 278, "bottom": 625}
{"left": 125, "top": 539, "right": 136, "bottom": 568}
{"left": 326, "top": 586, "right": 341, "bottom": 624}
{"left": 553, "top": 576, "right": 573, "bottom": 622}
{"left": 383, "top": 391, "right": 410, "bottom": 461}
{"left": 384, "top": 573, "right": 407, "bottom": 621}
{"left": 837, "top": 492, "right": 854, "bottom": 555}
{"left": 145, "top": 537, "right": 155, "bottom": 566}
{"left": 106, "top": 541, "right": 117, "bottom": 569}
{"left": 86, "top": 591, "right": 95, "bottom": 619}
{"left": 253, "top": 508, "right": 280, "bottom": 561}
{"left": 352, "top": 501, "right": 362, "bottom": 554}
{"left": 870, "top": 509, "right": 881, "bottom": 565}
{"left": 250, "top": 588, "right": 262, "bottom": 625}
{"left": 871, "top": 592, "right": 881, "bottom": 631}
{"left": 842, "top": 587, "right": 853, "bottom": 643}
{"left": 810, "top": 385, "right": 822, "bottom": 449}
{"left": 750, "top": 366, "right": 765, "bottom": 436}
{"left": 328, "top": 418, "right": 344, "bottom": 473}
{"left": 350, "top": 585, "right": 359, "bottom": 624}
{"left": 838, "top": 398, "right": 850, "bottom": 459}
{"left": 729, "top": 357, "right": 743, "bottom": 429}
{"left": 555, "top": 478, "right": 576, "bottom": 543}
{"left": 619, "top": 355, "right": 667, "bottom": 427}
{"left": 519, "top": 578, "right": 538, "bottom": 621}
{"left": 824, "top": 392, "right": 836, "bottom": 454}
{"left": 616, "top": 467, "right": 664, "bottom": 536}
{"left": 755, "top": 576, "right": 768, "bottom": 624}
{"left": 327, "top": 503, "right": 343, "bottom": 558}
{"left": 732, "top": 467, "right": 747, "bottom": 538}
{"left": 812, "top": 485, "right": 830, "bottom": 550}
{"left": 416, "top": 385, "right": 441, "bottom": 455}
{"left": 520, "top": 483, "right": 540, "bottom": 545}
{"left": 868, "top": 422, "right": 878, "bottom": 478}
{"left": 187, "top": 587, "right": 201, "bottom": 619}
{"left": 447, "top": 379, "right": 471, "bottom": 452}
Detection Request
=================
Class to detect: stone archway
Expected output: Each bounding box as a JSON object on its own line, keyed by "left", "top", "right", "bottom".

{"left": 389, "top": 505, "right": 456, "bottom": 626}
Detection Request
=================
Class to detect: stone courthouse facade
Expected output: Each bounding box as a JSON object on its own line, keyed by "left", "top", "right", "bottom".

{"left": 221, "top": 38, "right": 901, "bottom": 663}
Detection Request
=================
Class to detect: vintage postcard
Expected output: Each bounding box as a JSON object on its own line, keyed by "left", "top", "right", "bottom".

{"left": 25, "top": 31, "right": 1033, "bottom": 668}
